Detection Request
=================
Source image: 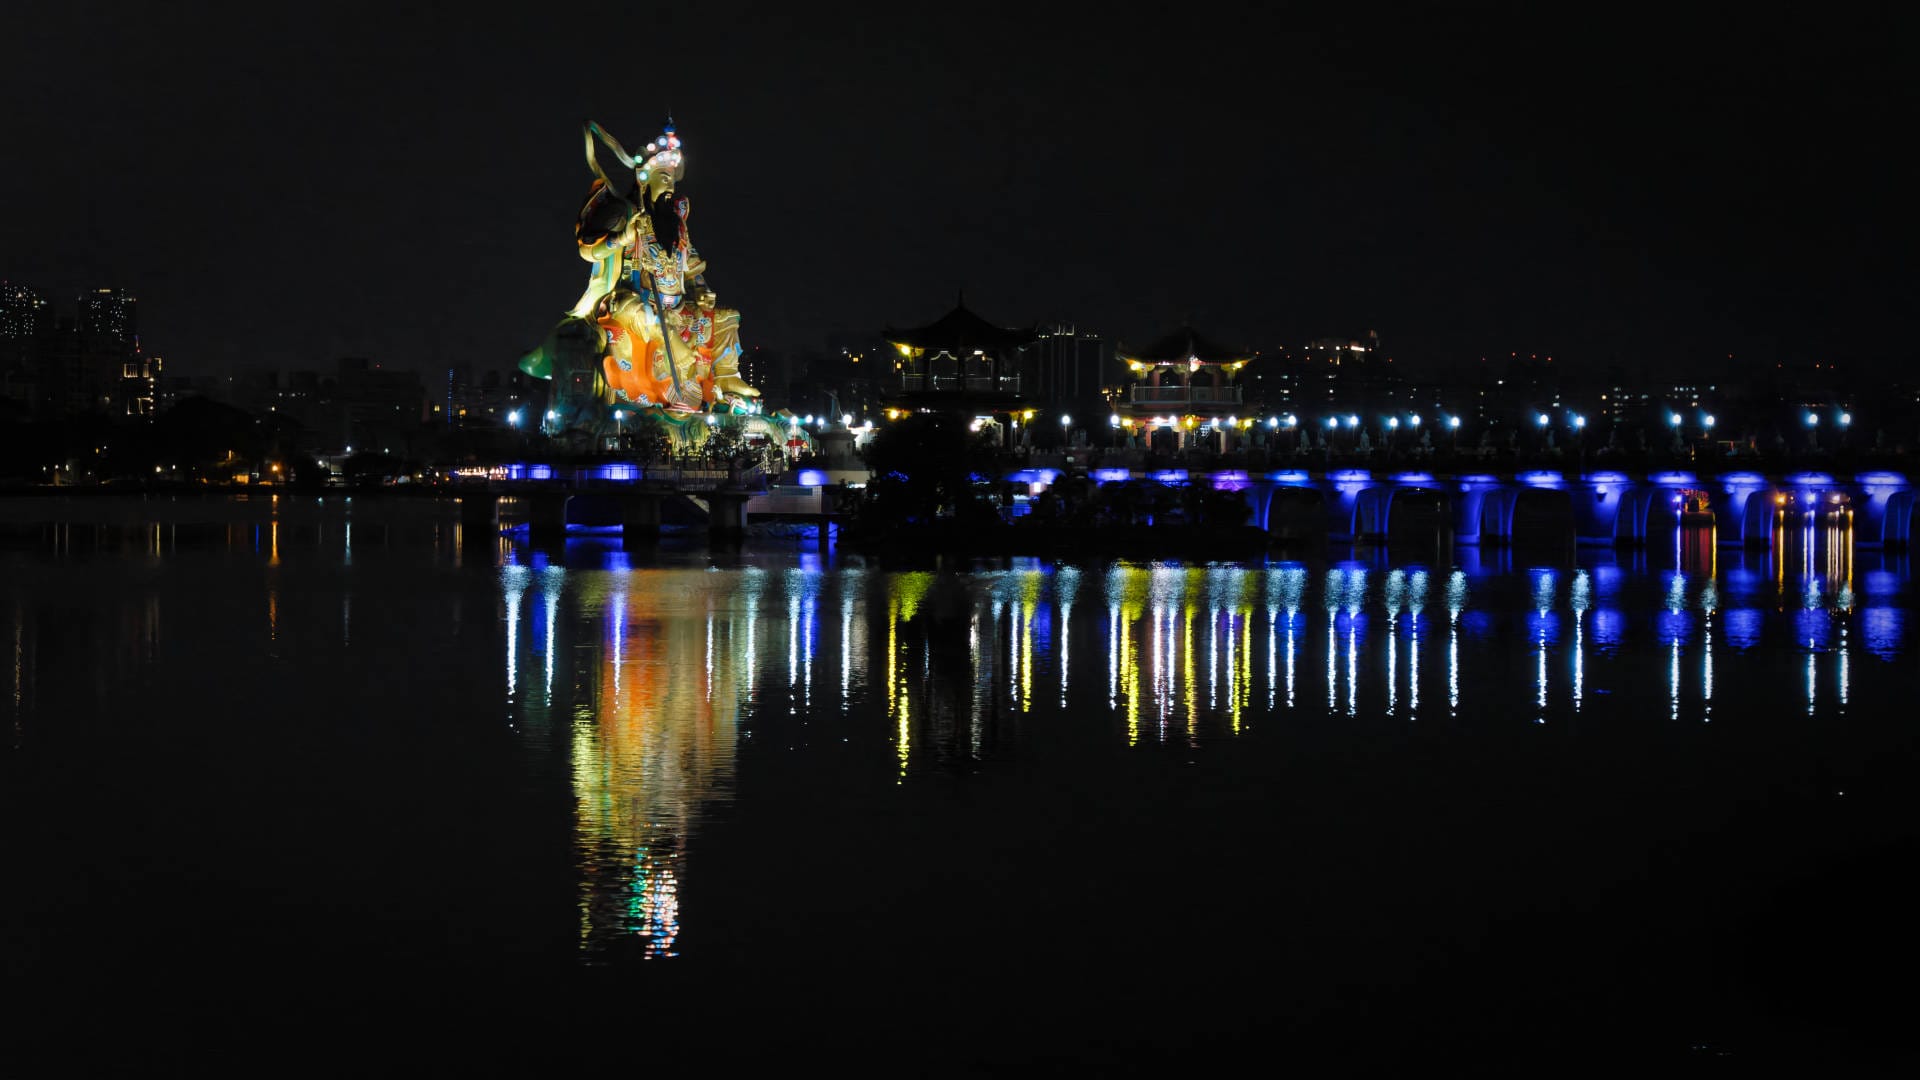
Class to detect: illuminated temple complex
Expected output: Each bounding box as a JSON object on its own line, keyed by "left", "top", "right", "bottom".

{"left": 1114, "top": 325, "right": 1258, "bottom": 452}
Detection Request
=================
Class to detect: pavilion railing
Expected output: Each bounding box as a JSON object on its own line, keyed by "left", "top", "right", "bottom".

{"left": 1130, "top": 386, "right": 1243, "bottom": 404}
{"left": 899, "top": 375, "right": 1023, "bottom": 394}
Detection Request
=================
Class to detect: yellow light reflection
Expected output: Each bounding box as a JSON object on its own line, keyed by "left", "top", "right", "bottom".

{"left": 563, "top": 573, "right": 742, "bottom": 961}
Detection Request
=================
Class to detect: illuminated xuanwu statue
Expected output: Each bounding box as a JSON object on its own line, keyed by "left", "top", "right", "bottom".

{"left": 521, "top": 119, "right": 778, "bottom": 445}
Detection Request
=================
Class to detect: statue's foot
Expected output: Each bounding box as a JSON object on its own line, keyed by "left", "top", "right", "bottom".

{"left": 714, "top": 376, "right": 760, "bottom": 397}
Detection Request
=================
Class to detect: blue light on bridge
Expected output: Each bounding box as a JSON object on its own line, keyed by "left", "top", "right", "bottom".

{"left": 591, "top": 463, "right": 638, "bottom": 482}
{"left": 1329, "top": 469, "right": 1371, "bottom": 483}
{"left": 1091, "top": 468, "right": 1132, "bottom": 483}
{"left": 1518, "top": 470, "right": 1564, "bottom": 488}
{"left": 1582, "top": 471, "right": 1632, "bottom": 484}
{"left": 795, "top": 469, "right": 830, "bottom": 487}
{"left": 1855, "top": 471, "right": 1909, "bottom": 486}
{"left": 1265, "top": 470, "right": 1311, "bottom": 484}
{"left": 1149, "top": 469, "right": 1188, "bottom": 484}
{"left": 1649, "top": 471, "right": 1697, "bottom": 486}
{"left": 1211, "top": 470, "right": 1250, "bottom": 491}
{"left": 1457, "top": 474, "right": 1502, "bottom": 485}
{"left": 528, "top": 464, "right": 554, "bottom": 481}
{"left": 1784, "top": 472, "right": 1836, "bottom": 487}
{"left": 1389, "top": 471, "right": 1435, "bottom": 484}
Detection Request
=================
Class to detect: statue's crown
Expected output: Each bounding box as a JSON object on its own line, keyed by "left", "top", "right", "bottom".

{"left": 637, "top": 121, "right": 684, "bottom": 182}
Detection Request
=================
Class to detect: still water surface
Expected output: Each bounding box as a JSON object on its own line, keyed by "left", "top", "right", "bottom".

{"left": 3, "top": 496, "right": 1916, "bottom": 1067}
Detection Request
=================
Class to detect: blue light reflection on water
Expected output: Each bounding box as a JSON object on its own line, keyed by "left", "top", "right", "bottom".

{"left": 1723, "top": 608, "right": 1764, "bottom": 649}
{"left": 4, "top": 504, "right": 1915, "bottom": 975}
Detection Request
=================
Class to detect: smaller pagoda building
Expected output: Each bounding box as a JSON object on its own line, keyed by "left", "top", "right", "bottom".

{"left": 1114, "top": 325, "right": 1259, "bottom": 451}
{"left": 881, "top": 297, "right": 1041, "bottom": 445}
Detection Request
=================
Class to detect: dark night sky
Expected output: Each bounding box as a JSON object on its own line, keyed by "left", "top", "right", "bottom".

{"left": 4, "top": 2, "right": 1914, "bottom": 381}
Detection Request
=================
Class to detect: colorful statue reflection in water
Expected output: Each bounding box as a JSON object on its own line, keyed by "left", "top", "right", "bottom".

{"left": 520, "top": 119, "right": 791, "bottom": 449}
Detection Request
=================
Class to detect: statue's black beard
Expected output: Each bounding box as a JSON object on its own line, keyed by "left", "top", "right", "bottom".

{"left": 646, "top": 189, "right": 682, "bottom": 250}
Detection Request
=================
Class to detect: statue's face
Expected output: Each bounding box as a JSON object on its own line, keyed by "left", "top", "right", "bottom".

{"left": 645, "top": 169, "right": 676, "bottom": 203}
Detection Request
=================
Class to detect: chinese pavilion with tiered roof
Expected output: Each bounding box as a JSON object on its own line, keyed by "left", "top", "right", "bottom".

{"left": 881, "top": 296, "right": 1040, "bottom": 443}
{"left": 1115, "top": 324, "right": 1257, "bottom": 450}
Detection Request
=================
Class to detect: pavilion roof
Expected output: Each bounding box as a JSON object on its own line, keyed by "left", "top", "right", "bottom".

{"left": 882, "top": 300, "right": 1038, "bottom": 353}
{"left": 1116, "top": 325, "right": 1252, "bottom": 365}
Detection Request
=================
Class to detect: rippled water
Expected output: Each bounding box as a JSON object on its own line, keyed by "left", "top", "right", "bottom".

{"left": 2, "top": 496, "right": 1916, "bottom": 1068}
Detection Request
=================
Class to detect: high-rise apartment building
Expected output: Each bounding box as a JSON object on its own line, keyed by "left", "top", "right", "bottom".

{"left": 78, "top": 287, "right": 138, "bottom": 345}
{"left": 2, "top": 282, "right": 51, "bottom": 343}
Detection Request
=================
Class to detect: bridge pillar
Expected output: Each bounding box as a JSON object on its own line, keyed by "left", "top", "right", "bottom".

{"left": 1571, "top": 477, "right": 1633, "bottom": 547}
{"left": 1706, "top": 482, "right": 1770, "bottom": 549}
{"left": 458, "top": 493, "right": 499, "bottom": 535}
{"left": 707, "top": 491, "right": 751, "bottom": 541}
{"left": 527, "top": 492, "right": 571, "bottom": 546}
{"left": 621, "top": 494, "right": 663, "bottom": 549}
{"left": 1852, "top": 473, "right": 1914, "bottom": 549}
{"left": 1477, "top": 487, "right": 1518, "bottom": 546}
{"left": 1883, "top": 490, "right": 1916, "bottom": 550}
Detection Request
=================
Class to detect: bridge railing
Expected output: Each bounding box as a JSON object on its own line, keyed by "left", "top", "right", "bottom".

{"left": 469, "top": 464, "right": 769, "bottom": 493}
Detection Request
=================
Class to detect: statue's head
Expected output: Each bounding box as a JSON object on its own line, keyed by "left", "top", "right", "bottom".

{"left": 636, "top": 121, "right": 684, "bottom": 201}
